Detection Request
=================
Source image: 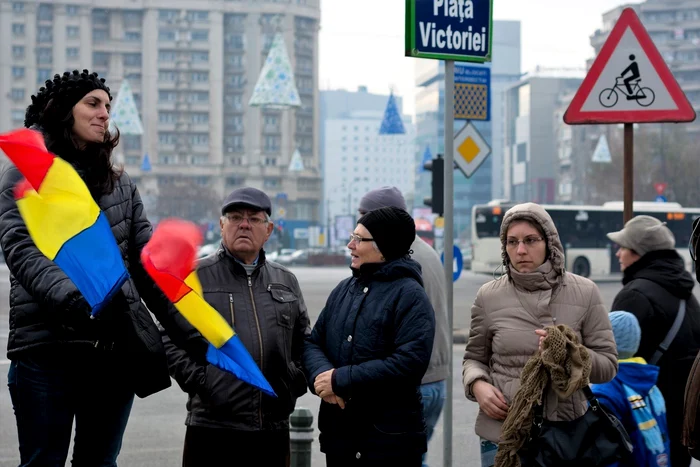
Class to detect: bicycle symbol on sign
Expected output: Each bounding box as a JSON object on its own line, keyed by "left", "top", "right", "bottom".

{"left": 598, "top": 54, "right": 656, "bottom": 108}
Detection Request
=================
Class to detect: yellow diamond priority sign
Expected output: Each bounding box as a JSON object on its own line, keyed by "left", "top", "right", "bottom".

{"left": 454, "top": 122, "right": 491, "bottom": 178}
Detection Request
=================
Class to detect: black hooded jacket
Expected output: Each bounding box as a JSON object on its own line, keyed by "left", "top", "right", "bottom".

{"left": 611, "top": 250, "right": 700, "bottom": 421}
{"left": 302, "top": 258, "right": 435, "bottom": 460}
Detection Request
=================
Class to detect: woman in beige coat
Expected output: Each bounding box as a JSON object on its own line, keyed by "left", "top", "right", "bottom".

{"left": 462, "top": 203, "right": 618, "bottom": 467}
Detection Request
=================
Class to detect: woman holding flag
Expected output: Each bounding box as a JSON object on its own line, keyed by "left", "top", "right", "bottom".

{"left": 0, "top": 69, "right": 204, "bottom": 466}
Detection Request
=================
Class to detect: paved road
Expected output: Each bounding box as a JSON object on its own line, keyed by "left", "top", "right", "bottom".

{"left": 1, "top": 266, "right": 699, "bottom": 466}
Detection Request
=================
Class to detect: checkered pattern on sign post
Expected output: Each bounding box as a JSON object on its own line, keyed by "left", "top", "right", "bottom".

{"left": 454, "top": 83, "right": 488, "bottom": 120}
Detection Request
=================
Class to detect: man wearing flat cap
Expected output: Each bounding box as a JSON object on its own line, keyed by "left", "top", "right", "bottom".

{"left": 608, "top": 215, "right": 700, "bottom": 467}
{"left": 163, "top": 187, "right": 311, "bottom": 467}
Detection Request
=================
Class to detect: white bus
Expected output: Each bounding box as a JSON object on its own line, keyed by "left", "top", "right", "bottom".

{"left": 471, "top": 201, "right": 700, "bottom": 278}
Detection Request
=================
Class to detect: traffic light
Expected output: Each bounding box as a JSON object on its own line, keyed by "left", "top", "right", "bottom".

{"left": 423, "top": 155, "right": 444, "bottom": 215}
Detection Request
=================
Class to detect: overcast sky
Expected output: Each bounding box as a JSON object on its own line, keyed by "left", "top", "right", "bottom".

{"left": 319, "top": 0, "right": 627, "bottom": 115}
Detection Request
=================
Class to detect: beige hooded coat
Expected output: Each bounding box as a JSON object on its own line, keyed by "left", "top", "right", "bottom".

{"left": 462, "top": 203, "right": 618, "bottom": 443}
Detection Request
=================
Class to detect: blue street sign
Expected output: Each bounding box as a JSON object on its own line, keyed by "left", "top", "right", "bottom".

{"left": 454, "top": 64, "right": 490, "bottom": 121}
{"left": 656, "top": 195, "right": 667, "bottom": 203}
{"left": 278, "top": 219, "right": 286, "bottom": 228}
{"left": 405, "top": 0, "right": 493, "bottom": 63}
{"left": 441, "top": 244, "right": 463, "bottom": 282}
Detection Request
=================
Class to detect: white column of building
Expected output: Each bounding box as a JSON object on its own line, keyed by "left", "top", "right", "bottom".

{"left": 0, "top": 2, "right": 13, "bottom": 132}
{"left": 78, "top": 6, "right": 92, "bottom": 70}
{"left": 52, "top": 5, "right": 67, "bottom": 74}
{"left": 140, "top": 8, "right": 159, "bottom": 199}
{"left": 209, "top": 10, "right": 224, "bottom": 197}
{"left": 25, "top": 3, "right": 37, "bottom": 94}
{"left": 244, "top": 11, "right": 263, "bottom": 189}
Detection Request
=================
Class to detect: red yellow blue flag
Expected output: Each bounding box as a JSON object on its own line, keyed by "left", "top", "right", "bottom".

{"left": 141, "top": 219, "right": 276, "bottom": 397}
{"left": 0, "top": 128, "right": 128, "bottom": 316}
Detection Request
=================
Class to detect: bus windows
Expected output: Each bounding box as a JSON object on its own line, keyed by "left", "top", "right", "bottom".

{"left": 474, "top": 207, "right": 503, "bottom": 238}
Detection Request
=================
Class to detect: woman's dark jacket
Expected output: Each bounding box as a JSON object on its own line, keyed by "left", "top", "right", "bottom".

{"left": 302, "top": 257, "right": 435, "bottom": 460}
{"left": 0, "top": 156, "right": 201, "bottom": 398}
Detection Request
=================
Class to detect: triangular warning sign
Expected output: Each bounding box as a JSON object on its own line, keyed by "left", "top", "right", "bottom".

{"left": 564, "top": 8, "right": 695, "bottom": 124}
{"left": 591, "top": 135, "right": 611, "bottom": 163}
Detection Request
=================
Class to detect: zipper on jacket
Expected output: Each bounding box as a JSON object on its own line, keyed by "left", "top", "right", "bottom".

{"left": 248, "top": 274, "right": 264, "bottom": 429}
{"left": 229, "top": 294, "right": 235, "bottom": 327}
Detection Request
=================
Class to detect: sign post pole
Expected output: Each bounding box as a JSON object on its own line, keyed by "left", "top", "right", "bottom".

{"left": 624, "top": 124, "right": 634, "bottom": 223}
{"left": 443, "top": 59, "right": 455, "bottom": 467}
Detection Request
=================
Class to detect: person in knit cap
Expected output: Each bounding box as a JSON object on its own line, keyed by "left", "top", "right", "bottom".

{"left": 358, "top": 186, "right": 449, "bottom": 467}
{"left": 303, "top": 206, "right": 436, "bottom": 466}
{"left": 592, "top": 311, "right": 671, "bottom": 467}
{"left": 0, "top": 69, "right": 203, "bottom": 465}
{"left": 609, "top": 215, "right": 700, "bottom": 467}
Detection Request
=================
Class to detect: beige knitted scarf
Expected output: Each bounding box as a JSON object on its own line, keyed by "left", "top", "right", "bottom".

{"left": 494, "top": 324, "right": 592, "bottom": 467}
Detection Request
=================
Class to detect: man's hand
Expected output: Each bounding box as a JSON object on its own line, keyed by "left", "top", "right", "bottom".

{"left": 472, "top": 380, "right": 509, "bottom": 421}
{"left": 314, "top": 369, "right": 335, "bottom": 398}
{"left": 323, "top": 395, "right": 346, "bottom": 409}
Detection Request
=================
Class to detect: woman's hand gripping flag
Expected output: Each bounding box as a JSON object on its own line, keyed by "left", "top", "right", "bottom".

{"left": 0, "top": 128, "right": 128, "bottom": 316}
{"left": 140, "top": 219, "right": 276, "bottom": 397}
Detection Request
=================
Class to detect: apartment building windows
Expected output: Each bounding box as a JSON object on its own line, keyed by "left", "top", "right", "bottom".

{"left": 67, "top": 26, "right": 79, "bottom": 38}
{"left": 158, "top": 29, "right": 176, "bottom": 41}
{"left": 124, "top": 53, "right": 141, "bottom": 67}
{"left": 66, "top": 47, "right": 79, "bottom": 59}
{"left": 12, "top": 46, "right": 25, "bottom": 59}
{"left": 93, "top": 52, "right": 109, "bottom": 67}
{"left": 37, "top": 68, "right": 51, "bottom": 84}
{"left": 12, "top": 24, "right": 25, "bottom": 37}
{"left": 37, "top": 26, "right": 52, "bottom": 43}
{"left": 37, "top": 48, "right": 52, "bottom": 64}
{"left": 10, "top": 89, "right": 25, "bottom": 101}
{"left": 12, "top": 67, "right": 25, "bottom": 78}
{"left": 191, "top": 30, "right": 208, "bottom": 41}
{"left": 38, "top": 4, "right": 53, "bottom": 22}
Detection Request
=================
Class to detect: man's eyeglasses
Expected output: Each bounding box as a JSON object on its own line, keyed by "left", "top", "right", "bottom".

{"left": 349, "top": 233, "right": 374, "bottom": 244}
{"left": 225, "top": 214, "right": 268, "bottom": 226}
{"left": 506, "top": 236, "right": 544, "bottom": 249}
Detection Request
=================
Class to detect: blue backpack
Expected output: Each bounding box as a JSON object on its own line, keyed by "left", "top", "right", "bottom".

{"left": 622, "top": 383, "right": 671, "bottom": 467}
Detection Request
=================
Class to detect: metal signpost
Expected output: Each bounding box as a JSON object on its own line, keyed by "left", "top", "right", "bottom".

{"left": 564, "top": 8, "right": 695, "bottom": 223}
{"left": 406, "top": 1, "right": 493, "bottom": 465}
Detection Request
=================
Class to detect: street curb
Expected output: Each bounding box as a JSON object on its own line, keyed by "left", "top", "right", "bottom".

{"left": 453, "top": 329, "right": 469, "bottom": 345}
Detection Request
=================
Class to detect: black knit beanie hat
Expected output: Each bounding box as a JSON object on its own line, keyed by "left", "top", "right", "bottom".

{"left": 24, "top": 69, "right": 112, "bottom": 129}
{"left": 357, "top": 206, "right": 416, "bottom": 261}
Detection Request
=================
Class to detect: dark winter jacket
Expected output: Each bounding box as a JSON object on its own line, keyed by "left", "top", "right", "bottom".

{"left": 163, "top": 247, "right": 311, "bottom": 432}
{"left": 302, "top": 258, "right": 435, "bottom": 460}
{"left": 592, "top": 359, "right": 671, "bottom": 467}
{"left": 0, "top": 163, "right": 201, "bottom": 398}
{"left": 611, "top": 249, "right": 700, "bottom": 461}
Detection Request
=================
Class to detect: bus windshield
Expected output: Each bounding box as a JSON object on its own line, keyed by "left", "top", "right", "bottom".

{"left": 474, "top": 206, "right": 508, "bottom": 238}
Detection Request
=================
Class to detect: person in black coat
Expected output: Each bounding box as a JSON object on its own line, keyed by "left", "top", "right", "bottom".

{"left": 303, "top": 206, "right": 436, "bottom": 467}
{"left": 0, "top": 70, "right": 202, "bottom": 467}
{"left": 608, "top": 215, "right": 700, "bottom": 467}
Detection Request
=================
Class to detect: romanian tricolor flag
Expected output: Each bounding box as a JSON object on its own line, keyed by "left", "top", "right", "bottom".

{"left": 0, "top": 128, "right": 128, "bottom": 316}
{"left": 141, "top": 219, "right": 276, "bottom": 397}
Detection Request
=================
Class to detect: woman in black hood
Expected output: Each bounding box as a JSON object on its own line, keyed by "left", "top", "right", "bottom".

{"left": 608, "top": 215, "right": 700, "bottom": 467}
{"left": 0, "top": 70, "right": 202, "bottom": 466}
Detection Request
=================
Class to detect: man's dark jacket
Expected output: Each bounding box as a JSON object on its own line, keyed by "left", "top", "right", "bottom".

{"left": 163, "top": 247, "right": 311, "bottom": 432}
{"left": 302, "top": 258, "right": 435, "bottom": 460}
{"left": 611, "top": 249, "right": 700, "bottom": 465}
{"left": 0, "top": 165, "right": 199, "bottom": 398}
